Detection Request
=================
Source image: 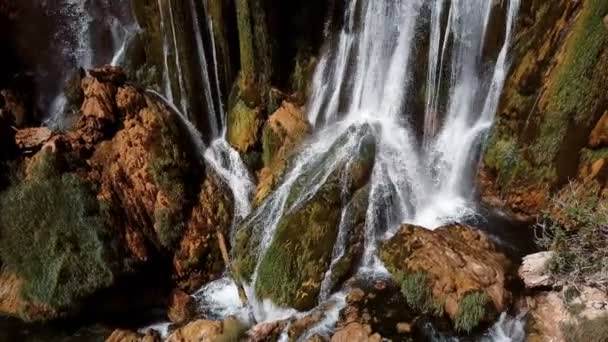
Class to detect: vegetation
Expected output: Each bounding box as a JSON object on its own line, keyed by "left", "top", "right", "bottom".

{"left": 536, "top": 181, "right": 608, "bottom": 290}
{"left": 454, "top": 292, "right": 489, "bottom": 333}
{"left": 395, "top": 271, "right": 443, "bottom": 317}
{"left": 562, "top": 315, "right": 608, "bottom": 342}
{"left": 149, "top": 114, "right": 196, "bottom": 249}
{"left": 0, "top": 151, "right": 113, "bottom": 310}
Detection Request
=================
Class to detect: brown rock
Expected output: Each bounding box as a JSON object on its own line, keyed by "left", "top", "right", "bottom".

{"left": 173, "top": 173, "right": 234, "bottom": 291}
{"left": 380, "top": 224, "right": 511, "bottom": 320}
{"left": 77, "top": 76, "right": 118, "bottom": 145}
{"left": 346, "top": 288, "right": 366, "bottom": 304}
{"left": 589, "top": 111, "right": 608, "bottom": 148}
{"left": 331, "top": 323, "right": 381, "bottom": 342}
{"left": 396, "top": 322, "right": 412, "bottom": 334}
{"left": 604, "top": 15, "right": 608, "bottom": 30}
{"left": 167, "top": 289, "right": 195, "bottom": 324}
{"left": 105, "top": 329, "right": 161, "bottom": 342}
{"left": 247, "top": 320, "right": 288, "bottom": 342}
{"left": 0, "top": 268, "right": 56, "bottom": 321}
{"left": 255, "top": 101, "right": 311, "bottom": 205}
{"left": 166, "top": 319, "right": 244, "bottom": 342}
{"left": 15, "top": 127, "right": 53, "bottom": 153}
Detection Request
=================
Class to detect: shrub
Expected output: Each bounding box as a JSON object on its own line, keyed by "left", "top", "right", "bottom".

{"left": 0, "top": 151, "right": 113, "bottom": 310}
{"left": 562, "top": 315, "right": 608, "bottom": 342}
{"left": 396, "top": 271, "right": 443, "bottom": 316}
{"left": 536, "top": 181, "right": 608, "bottom": 289}
{"left": 454, "top": 292, "right": 489, "bottom": 333}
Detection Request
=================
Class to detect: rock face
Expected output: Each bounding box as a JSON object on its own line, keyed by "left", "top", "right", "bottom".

{"left": 480, "top": 0, "right": 608, "bottom": 219}
{"left": 380, "top": 224, "right": 512, "bottom": 331}
{"left": 167, "top": 289, "right": 195, "bottom": 324}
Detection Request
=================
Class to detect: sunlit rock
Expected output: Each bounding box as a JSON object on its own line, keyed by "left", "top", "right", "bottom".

{"left": 380, "top": 224, "right": 512, "bottom": 332}
{"left": 518, "top": 252, "right": 555, "bottom": 289}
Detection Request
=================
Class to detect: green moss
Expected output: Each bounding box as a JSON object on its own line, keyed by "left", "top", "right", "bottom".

{"left": 0, "top": 151, "right": 113, "bottom": 311}
{"left": 454, "top": 292, "right": 489, "bottom": 333}
{"left": 226, "top": 99, "right": 263, "bottom": 153}
{"left": 235, "top": 0, "right": 255, "bottom": 85}
{"left": 581, "top": 147, "right": 608, "bottom": 163}
{"left": 149, "top": 113, "right": 196, "bottom": 250}
{"left": 562, "top": 315, "right": 608, "bottom": 342}
{"left": 395, "top": 271, "right": 443, "bottom": 317}
{"left": 254, "top": 183, "right": 342, "bottom": 310}
{"left": 532, "top": 0, "right": 608, "bottom": 164}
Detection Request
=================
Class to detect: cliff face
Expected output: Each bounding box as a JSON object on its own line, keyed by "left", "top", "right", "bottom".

{"left": 480, "top": 0, "right": 608, "bottom": 220}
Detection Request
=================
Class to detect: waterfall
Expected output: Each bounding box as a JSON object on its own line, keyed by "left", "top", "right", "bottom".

{"left": 200, "top": 0, "right": 522, "bottom": 329}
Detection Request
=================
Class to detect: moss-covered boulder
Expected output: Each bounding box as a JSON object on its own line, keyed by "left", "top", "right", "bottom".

{"left": 0, "top": 149, "right": 113, "bottom": 320}
{"left": 234, "top": 124, "right": 376, "bottom": 311}
{"left": 380, "top": 224, "right": 512, "bottom": 332}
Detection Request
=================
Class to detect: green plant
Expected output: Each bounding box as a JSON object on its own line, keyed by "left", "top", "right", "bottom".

{"left": 454, "top": 292, "right": 489, "bottom": 333}
{"left": 0, "top": 151, "right": 113, "bottom": 310}
{"left": 396, "top": 271, "right": 443, "bottom": 316}
{"left": 562, "top": 315, "right": 608, "bottom": 342}
{"left": 536, "top": 181, "right": 608, "bottom": 290}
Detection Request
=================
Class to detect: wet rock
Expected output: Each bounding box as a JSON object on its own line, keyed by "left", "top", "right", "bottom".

{"left": 256, "top": 101, "right": 311, "bottom": 205}
{"left": 589, "top": 111, "right": 608, "bottom": 148}
{"left": 167, "top": 289, "right": 195, "bottom": 324}
{"left": 165, "top": 318, "right": 245, "bottom": 342}
{"left": 247, "top": 320, "right": 288, "bottom": 342}
{"left": 519, "top": 252, "right": 555, "bottom": 289}
{"left": 243, "top": 126, "right": 376, "bottom": 311}
{"left": 227, "top": 99, "right": 264, "bottom": 153}
{"left": 105, "top": 329, "right": 161, "bottom": 342}
{"left": 173, "top": 173, "right": 234, "bottom": 292}
{"left": 331, "top": 323, "right": 381, "bottom": 342}
{"left": 380, "top": 224, "right": 511, "bottom": 331}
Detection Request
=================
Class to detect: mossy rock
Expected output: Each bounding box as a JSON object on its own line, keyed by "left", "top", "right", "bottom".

{"left": 0, "top": 150, "right": 114, "bottom": 315}
{"left": 227, "top": 99, "right": 264, "bottom": 153}
{"left": 235, "top": 124, "right": 376, "bottom": 310}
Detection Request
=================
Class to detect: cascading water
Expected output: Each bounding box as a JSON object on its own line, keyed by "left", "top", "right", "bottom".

{"left": 45, "top": 0, "right": 136, "bottom": 128}
{"left": 190, "top": 0, "right": 524, "bottom": 339}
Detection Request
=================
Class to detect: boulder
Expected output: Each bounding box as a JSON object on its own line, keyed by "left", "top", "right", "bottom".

{"left": 518, "top": 252, "right": 555, "bottom": 289}
{"left": 331, "top": 323, "right": 381, "bottom": 342}
{"left": 167, "top": 289, "right": 195, "bottom": 324}
{"left": 380, "top": 224, "right": 511, "bottom": 332}
{"left": 246, "top": 320, "right": 288, "bottom": 342}
{"left": 165, "top": 319, "right": 245, "bottom": 342}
